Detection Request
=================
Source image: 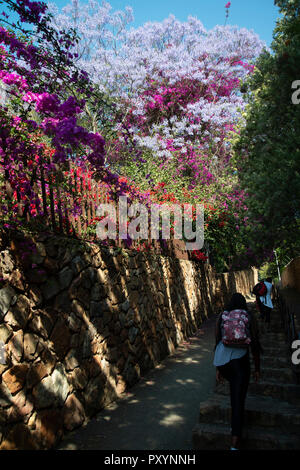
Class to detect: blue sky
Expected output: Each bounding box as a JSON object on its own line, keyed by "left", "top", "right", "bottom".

{"left": 50, "top": 0, "right": 281, "bottom": 47}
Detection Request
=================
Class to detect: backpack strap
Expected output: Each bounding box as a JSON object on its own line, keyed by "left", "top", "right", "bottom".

{"left": 215, "top": 312, "right": 223, "bottom": 349}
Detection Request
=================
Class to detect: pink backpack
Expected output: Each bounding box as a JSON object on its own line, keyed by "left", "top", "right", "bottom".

{"left": 221, "top": 309, "right": 251, "bottom": 348}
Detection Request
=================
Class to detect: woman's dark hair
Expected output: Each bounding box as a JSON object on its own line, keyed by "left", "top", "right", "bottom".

{"left": 225, "top": 293, "right": 248, "bottom": 312}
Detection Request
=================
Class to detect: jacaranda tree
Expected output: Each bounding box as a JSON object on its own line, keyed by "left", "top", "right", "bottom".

{"left": 48, "top": 0, "right": 266, "bottom": 271}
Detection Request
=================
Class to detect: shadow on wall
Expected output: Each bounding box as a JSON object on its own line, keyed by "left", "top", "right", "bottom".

{"left": 281, "top": 257, "right": 300, "bottom": 294}
{"left": 0, "top": 230, "right": 257, "bottom": 449}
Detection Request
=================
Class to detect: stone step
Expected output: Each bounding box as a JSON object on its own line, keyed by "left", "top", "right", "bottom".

{"left": 261, "top": 338, "right": 287, "bottom": 346}
{"left": 197, "top": 394, "right": 300, "bottom": 433}
{"left": 262, "top": 332, "right": 287, "bottom": 340}
{"left": 251, "top": 382, "right": 300, "bottom": 405}
{"left": 215, "top": 380, "right": 300, "bottom": 405}
{"left": 259, "top": 317, "right": 282, "bottom": 324}
{"left": 261, "top": 341, "right": 288, "bottom": 350}
{"left": 261, "top": 355, "right": 291, "bottom": 368}
{"left": 192, "top": 422, "right": 300, "bottom": 450}
{"left": 261, "top": 332, "right": 287, "bottom": 342}
{"left": 261, "top": 328, "right": 285, "bottom": 335}
{"left": 261, "top": 367, "right": 294, "bottom": 382}
{"left": 262, "top": 331, "right": 286, "bottom": 339}
{"left": 260, "top": 324, "right": 284, "bottom": 332}
{"left": 261, "top": 342, "right": 287, "bottom": 350}
{"left": 261, "top": 346, "right": 289, "bottom": 356}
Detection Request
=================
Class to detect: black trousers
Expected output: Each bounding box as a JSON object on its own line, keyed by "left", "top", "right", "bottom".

{"left": 260, "top": 303, "right": 272, "bottom": 324}
{"left": 217, "top": 353, "right": 251, "bottom": 437}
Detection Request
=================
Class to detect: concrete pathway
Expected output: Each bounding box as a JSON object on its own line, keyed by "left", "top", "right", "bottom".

{"left": 58, "top": 315, "right": 217, "bottom": 450}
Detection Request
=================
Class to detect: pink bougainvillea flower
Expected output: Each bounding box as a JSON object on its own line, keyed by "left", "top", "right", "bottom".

{"left": 225, "top": 2, "right": 231, "bottom": 8}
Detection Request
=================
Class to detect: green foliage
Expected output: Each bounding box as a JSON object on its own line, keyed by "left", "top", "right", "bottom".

{"left": 233, "top": 0, "right": 300, "bottom": 264}
{"left": 259, "top": 262, "right": 278, "bottom": 281}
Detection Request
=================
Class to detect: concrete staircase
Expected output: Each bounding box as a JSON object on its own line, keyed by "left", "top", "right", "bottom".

{"left": 192, "top": 305, "right": 300, "bottom": 450}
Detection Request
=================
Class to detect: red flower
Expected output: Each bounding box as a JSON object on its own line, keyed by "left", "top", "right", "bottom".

{"left": 192, "top": 250, "right": 208, "bottom": 262}
{"left": 118, "top": 176, "right": 128, "bottom": 184}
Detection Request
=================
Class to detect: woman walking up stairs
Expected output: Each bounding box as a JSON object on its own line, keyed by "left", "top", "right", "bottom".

{"left": 192, "top": 297, "right": 300, "bottom": 450}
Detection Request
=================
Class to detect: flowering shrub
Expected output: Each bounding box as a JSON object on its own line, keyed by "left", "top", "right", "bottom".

{"left": 47, "top": 0, "right": 264, "bottom": 270}
{"left": 0, "top": 0, "right": 269, "bottom": 270}
{"left": 0, "top": 0, "right": 152, "bottom": 233}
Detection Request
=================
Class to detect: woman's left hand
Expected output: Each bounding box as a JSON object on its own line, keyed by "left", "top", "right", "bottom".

{"left": 216, "top": 369, "right": 224, "bottom": 384}
{"left": 253, "top": 371, "right": 260, "bottom": 383}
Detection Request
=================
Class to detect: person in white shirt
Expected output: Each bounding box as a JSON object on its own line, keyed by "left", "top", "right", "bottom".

{"left": 260, "top": 277, "right": 274, "bottom": 328}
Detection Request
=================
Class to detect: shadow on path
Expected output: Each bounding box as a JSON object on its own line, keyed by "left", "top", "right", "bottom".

{"left": 57, "top": 315, "right": 217, "bottom": 451}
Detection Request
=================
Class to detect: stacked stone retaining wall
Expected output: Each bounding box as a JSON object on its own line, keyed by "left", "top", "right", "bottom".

{"left": 0, "top": 231, "right": 257, "bottom": 449}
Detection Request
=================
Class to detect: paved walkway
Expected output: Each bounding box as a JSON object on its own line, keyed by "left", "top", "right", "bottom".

{"left": 58, "top": 315, "right": 217, "bottom": 450}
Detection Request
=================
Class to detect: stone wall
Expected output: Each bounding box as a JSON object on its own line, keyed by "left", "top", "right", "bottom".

{"left": 0, "top": 231, "right": 257, "bottom": 449}
{"left": 281, "top": 257, "right": 300, "bottom": 294}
